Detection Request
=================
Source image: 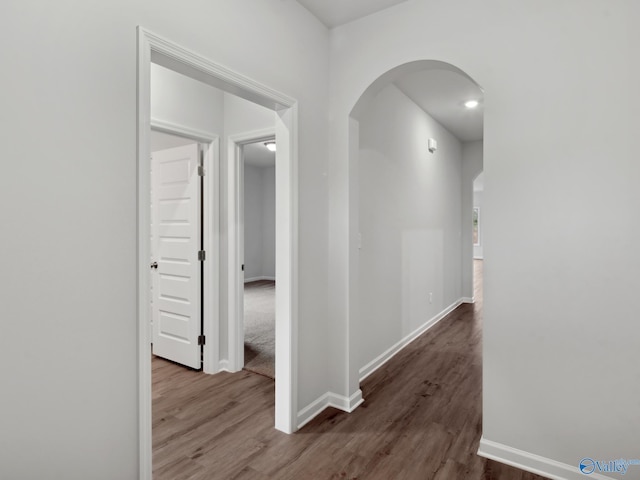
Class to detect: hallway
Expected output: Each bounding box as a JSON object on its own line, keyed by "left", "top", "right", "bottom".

{"left": 152, "top": 261, "right": 547, "bottom": 479}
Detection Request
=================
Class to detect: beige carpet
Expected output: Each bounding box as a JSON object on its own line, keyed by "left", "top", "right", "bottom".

{"left": 243, "top": 280, "right": 275, "bottom": 379}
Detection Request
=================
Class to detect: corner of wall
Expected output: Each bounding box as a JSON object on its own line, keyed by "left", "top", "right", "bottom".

{"left": 358, "top": 298, "right": 464, "bottom": 382}
{"left": 296, "top": 389, "right": 364, "bottom": 430}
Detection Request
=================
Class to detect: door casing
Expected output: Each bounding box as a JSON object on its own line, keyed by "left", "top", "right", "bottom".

{"left": 137, "top": 27, "right": 299, "bottom": 480}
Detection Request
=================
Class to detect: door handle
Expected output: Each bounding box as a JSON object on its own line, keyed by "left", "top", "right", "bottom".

{"left": 150, "top": 261, "right": 158, "bottom": 270}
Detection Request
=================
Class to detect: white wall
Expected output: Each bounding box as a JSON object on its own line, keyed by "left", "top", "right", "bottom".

{"left": 223, "top": 92, "right": 275, "bottom": 136}
{"left": 5, "top": 0, "right": 638, "bottom": 476}
{"left": 328, "top": 0, "right": 640, "bottom": 477}
{"left": 357, "top": 83, "right": 462, "bottom": 372}
{"left": 473, "top": 190, "right": 483, "bottom": 259}
{"left": 462, "top": 141, "right": 483, "bottom": 298}
{"left": 262, "top": 166, "right": 276, "bottom": 276}
{"left": 244, "top": 164, "right": 276, "bottom": 281}
{"left": 151, "top": 63, "right": 224, "bottom": 135}
{"left": 150, "top": 130, "right": 196, "bottom": 151}
{"left": 0, "top": 1, "right": 330, "bottom": 478}
{"left": 244, "top": 164, "right": 264, "bottom": 280}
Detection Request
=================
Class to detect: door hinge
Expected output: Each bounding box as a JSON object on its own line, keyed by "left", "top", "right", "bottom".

{"left": 198, "top": 250, "right": 206, "bottom": 261}
{"left": 198, "top": 165, "right": 205, "bottom": 177}
{"left": 197, "top": 335, "right": 206, "bottom": 346}
{"left": 242, "top": 264, "right": 244, "bottom": 271}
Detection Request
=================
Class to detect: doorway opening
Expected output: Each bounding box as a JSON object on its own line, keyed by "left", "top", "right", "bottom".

{"left": 240, "top": 139, "right": 277, "bottom": 379}
{"left": 347, "top": 59, "right": 484, "bottom": 401}
{"left": 137, "top": 27, "right": 299, "bottom": 479}
{"left": 225, "top": 129, "right": 277, "bottom": 375}
{"left": 149, "top": 129, "right": 218, "bottom": 371}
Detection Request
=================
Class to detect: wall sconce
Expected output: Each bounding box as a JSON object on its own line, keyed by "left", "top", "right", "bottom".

{"left": 428, "top": 138, "right": 437, "bottom": 153}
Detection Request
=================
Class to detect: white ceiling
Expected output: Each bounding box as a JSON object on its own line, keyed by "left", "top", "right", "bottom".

{"left": 394, "top": 69, "right": 484, "bottom": 142}
{"left": 296, "top": 0, "right": 408, "bottom": 28}
{"left": 244, "top": 141, "right": 276, "bottom": 168}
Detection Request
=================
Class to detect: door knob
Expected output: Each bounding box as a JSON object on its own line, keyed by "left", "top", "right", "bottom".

{"left": 150, "top": 261, "right": 158, "bottom": 269}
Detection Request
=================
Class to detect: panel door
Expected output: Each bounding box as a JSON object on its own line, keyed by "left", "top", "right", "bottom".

{"left": 151, "top": 143, "right": 201, "bottom": 369}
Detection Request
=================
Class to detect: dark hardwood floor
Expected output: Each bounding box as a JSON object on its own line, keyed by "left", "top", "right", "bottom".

{"left": 153, "top": 261, "right": 548, "bottom": 479}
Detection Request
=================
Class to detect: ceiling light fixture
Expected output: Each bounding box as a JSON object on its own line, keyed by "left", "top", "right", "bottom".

{"left": 264, "top": 141, "right": 276, "bottom": 152}
{"left": 464, "top": 100, "right": 479, "bottom": 109}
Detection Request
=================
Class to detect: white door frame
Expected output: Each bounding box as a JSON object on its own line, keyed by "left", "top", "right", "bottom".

{"left": 227, "top": 128, "right": 276, "bottom": 372}
{"left": 150, "top": 119, "right": 220, "bottom": 375}
{"left": 137, "top": 27, "right": 299, "bottom": 480}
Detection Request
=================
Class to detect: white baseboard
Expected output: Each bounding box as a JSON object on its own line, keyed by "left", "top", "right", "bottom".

{"left": 297, "top": 389, "right": 364, "bottom": 430}
{"left": 478, "top": 438, "right": 616, "bottom": 480}
{"left": 462, "top": 297, "right": 475, "bottom": 304}
{"left": 218, "top": 359, "right": 230, "bottom": 372}
{"left": 296, "top": 299, "right": 469, "bottom": 432}
{"left": 359, "top": 298, "right": 464, "bottom": 382}
{"left": 244, "top": 276, "right": 276, "bottom": 283}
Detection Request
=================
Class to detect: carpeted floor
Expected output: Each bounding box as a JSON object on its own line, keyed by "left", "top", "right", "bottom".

{"left": 243, "top": 280, "right": 275, "bottom": 379}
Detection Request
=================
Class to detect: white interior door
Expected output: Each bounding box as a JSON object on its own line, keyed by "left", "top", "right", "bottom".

{"left": 151, "top": 143, "right": 202, "bottom": 369}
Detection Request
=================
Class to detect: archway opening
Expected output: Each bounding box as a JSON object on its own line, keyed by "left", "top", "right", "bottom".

{"left": 348, "top": 59, "right": 484, "bottom": 391}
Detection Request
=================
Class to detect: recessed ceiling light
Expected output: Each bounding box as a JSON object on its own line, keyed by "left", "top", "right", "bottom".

{"left": 264, "top": 141, "right": 276, "bottom": 152}
{"left": 464, "top": 100, "right": 479, "bottom": 109}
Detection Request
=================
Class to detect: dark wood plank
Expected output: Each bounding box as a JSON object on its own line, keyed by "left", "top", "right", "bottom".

{"left": 153, "top": 260, "right": 549, "bottom": 479}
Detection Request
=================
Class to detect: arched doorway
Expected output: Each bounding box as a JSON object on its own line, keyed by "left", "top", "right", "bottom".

{"left": 347, "top": 59, "right": 484, "bottom": 402}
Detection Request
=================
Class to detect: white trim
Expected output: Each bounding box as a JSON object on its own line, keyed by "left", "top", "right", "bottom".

{"left": 136, "top": 27, "right": 153, "bottom": 480}
{"left": 462, "top": 297, "right": 475, "bottom": 304}
{"left": 335, "top": 389, "right": 364, "bottom": 412}
{"left": 202, "top": 139, "right": 220, "bottom": 375}
{"left": 296, "top": 394, "right": 331, "bottom": 430}
{"left": 151, "top": 117, "right": 216, "bottom": 143}
{"left": 359, "top": 299, "right": 464, "bottom": 382}
{"left": 244, "top": 276, "right": 276, "bottom": 283}
{"left": 297, "top": 390, "right": 364, "bottom": 430}
{"left": 274, "top": 105, "right": 299, "bottom": 434}
{"left": 227, "top": 138, "right": 244, "bottom": 373}
{"left": 229, "top": 128, "right": 277, "bottom": 143}
{"left": 137, "top": 26, "right": 300, "bottom": 480}
{"left": 473, "top": 256, "right": 484, "bottom": 260}
{"left": 146, "top": 31, "right": 295, "bottom": 110}
{"left": 478, "top": 438, "right": 615, "bottom": 480}
{"left": 218, "top": 359, "right": 230, "bottom": 372}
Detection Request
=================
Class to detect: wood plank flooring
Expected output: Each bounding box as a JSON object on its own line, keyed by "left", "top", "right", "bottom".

{"left": 153, "top": 261, "right": 549, "bottom": 479}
